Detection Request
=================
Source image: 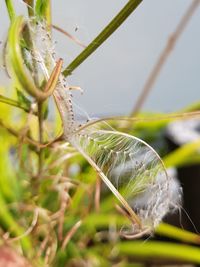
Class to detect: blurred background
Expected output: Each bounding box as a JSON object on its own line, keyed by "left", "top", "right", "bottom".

{"left": 0, "top": 0, "right": 200, "bottom": 117}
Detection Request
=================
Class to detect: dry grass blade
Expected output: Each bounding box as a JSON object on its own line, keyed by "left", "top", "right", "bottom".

{"left": 52, "top": 24, "right": 87, "bottom": 48}
{"left": 95, "top": 176, "right": 101, "bottom": 212}
{"left": 132, "top": 0, "right": 200, "bottom": 115}
{"left": 44, "top": 58, "right": 63, "bottom": 93}
{"left": 75, "top": 110, "right": 200, "bottom": 132}
{"left": 61, "top": 221, "right": 82, "bottom": 250}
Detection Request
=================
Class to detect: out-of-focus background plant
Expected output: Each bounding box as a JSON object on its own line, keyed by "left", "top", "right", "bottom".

{"left": 0, "top": 0, "right": 200, "bottom": 266}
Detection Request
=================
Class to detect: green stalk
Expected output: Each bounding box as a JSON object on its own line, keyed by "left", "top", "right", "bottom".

{"left": 45, "top": 0, "right": 51, "bottom": 28}
{"left": 156, "top": 223, "right": 200, "bottom": 245}
{"left": 35, "top": 0, "right": 51, "bottom": 27}
{"left": 5, "top": 0, "right": 16, "bottom": 21}
{"left": 0, "top": 93, "right": 30, "bottom": 112}
{"left": 62, "top": 0, "right": 143, "bottom": 77}
{"left": 37, "top": 102, "right": 43, "bottom": 175}
{"left": 23, "top": 0, "right": 34, "bottom": 17}
{"left": 34, "top": 0, "right": 52, "bottom": 174}
{"left": 117, "top": 241, "right": 200, "bottom": 264}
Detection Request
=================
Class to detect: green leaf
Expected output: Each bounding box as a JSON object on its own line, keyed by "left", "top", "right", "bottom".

{"left": 116, "top": 241, "right": 200, "bottom": 264}
{"left": 0, "top": 92, "right": 30, "bottom": 112}
{"left": 163, "top": 139, "right": 200, "bottom": 168}
{"left": 156, "top": 223, "right": 200, "bottom": 245}
{"left": 5, "top": 0, "right": 16, "bottom": 21}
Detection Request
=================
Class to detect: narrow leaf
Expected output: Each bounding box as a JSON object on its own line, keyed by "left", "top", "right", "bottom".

{"left": 5, "top": 0, "right": 16, "bottom": 21}
{"left": 156, "top": 223, "right": 200, "bottom": 245}
{"left": 117, "top": 241, "right": 200, "bottom": 264}
{"left": 0, "top": 93, "right": 30, "bottom": 112}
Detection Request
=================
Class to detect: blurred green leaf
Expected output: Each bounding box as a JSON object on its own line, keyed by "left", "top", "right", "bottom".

{"left": 0, "top": 193, "right": 32, "bottom": 253}
{"left": 164, "top": 139, "right": 200, "bottom": 167}
{"left": 0, "top": 130, "right": 18, "bottom": 201}
{"left": 116, "top": 241, "right": 200, "bottom": 263}
{"left": 156, "top": 223, "right": 200, "bottom": 245}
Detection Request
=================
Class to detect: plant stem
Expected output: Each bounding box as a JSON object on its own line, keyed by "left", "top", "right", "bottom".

{"left": 23, "top": 0, "right": 34, "bottom": 17}
{"left": 0, "top": 94, "right": 30, "bottom": 113}
{"left": 62, "top": 0, "right": 143, "bottom": 77}
{"left": 45, "top": 0, "right": 51, "bottom": 28}
{"left": 52, "top": 24, "right": 86, "bottom": 48}
{"left": 35, "top": 0, "right": 51, "bottom": 28}
{"left": 5, "top": 0, "right": 16, "bottom": 21}
{"left": 37, "top": 102, "right": 43, "bottom": 175}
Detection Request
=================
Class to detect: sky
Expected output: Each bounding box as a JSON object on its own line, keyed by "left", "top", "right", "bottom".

{"left": 0, "top": 0, "right": 200, "bottom": 117}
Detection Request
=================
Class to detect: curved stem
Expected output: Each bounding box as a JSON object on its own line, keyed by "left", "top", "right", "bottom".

{"left": 8, "top": 16, "right": 56, "bottom": 101}
{"left": 52, "top": 24, "right": 86, "bottom": 48}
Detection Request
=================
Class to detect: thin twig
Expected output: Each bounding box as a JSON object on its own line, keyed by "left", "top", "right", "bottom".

{"left": 61, "top": 220, "right": 82, "bottom": 250}
{"left": 0, "top": 94, "right": 36, "bottom": 113}
{"left": 75, "top": 110, "right": 200, "bottom": 133}
{"left": 0, "top": 119, "right": 63, "bottom": 148}
{"left": 23, "top": 0, "right": 34, "bottom": 17}
{"left": 37, "top": 236, "right": 49, "bottom": 258}
{"left": 95, "top": 176, "right": 101, "bottom": 212}
{"left": 52, "top": 24, "right": 87, "bottom": 48}
{"left": 44, "top": 58, "right": 63, "bottom": 93}
{"left": 115, "top": 205, "right": 151, "bottom": 239}
{"left": 58, "top": 189, "right": 70, "bottom": 241}
{"left": 37, "top": 102, "right": 44, "bottom": 175}
{"left": 131, "top": 0, "right": 200, "bottom": 115}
